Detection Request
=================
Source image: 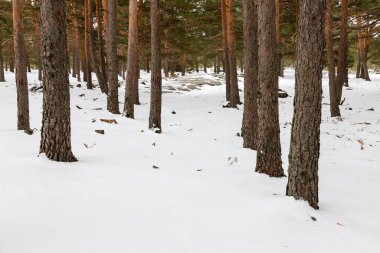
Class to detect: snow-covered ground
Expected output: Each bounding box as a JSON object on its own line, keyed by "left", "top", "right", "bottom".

{"left": 0, "top": 69, "right": 379, "bottom": 253}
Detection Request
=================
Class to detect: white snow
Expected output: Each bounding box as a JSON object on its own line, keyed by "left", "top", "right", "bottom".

{"left": 0, "top": 69, "right": 379, "bottom": 252}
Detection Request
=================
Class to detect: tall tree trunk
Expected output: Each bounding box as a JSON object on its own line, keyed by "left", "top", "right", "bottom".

{"left": 355, "top": 46, "right": 361, "bottom": 78}
{"left": 221, "top": 0, "right": 230, "bottom": 101}
{"left": 73, "top": 4, "right": 81, "bottom": 82}
{"left": 362, "top": 20, "right": 371, "bottom": 81}
{"left": 325, "top": 0, "right": 340, "bottom": 117}
{"left": 124, "top": 0, "right": 139, "bottom": 118}
{"left": 12, "top": 0, "right": 30, "bottom": 131}
{"left": 287, "top": 0, "right": 325, "bottom": 210}
{"left": 96, "top": 0, "right": 107, "bottom": 85}
{"left": 149, "top": 0, "right": 162, "bottom": 132}
{"left": 88, "top": 0, "right": 107, "bottom": 93}
{"left": 0, "top": 46, "right": 5, "bottom": 82}
{"left": 275, "top": 0, "right": 283, "bottom": 77}
{"left": 106, "top": 0, "right": 120, "bottom": 114}
{"left": 40, "top": 0, "right": 77, "bottom": 162}
{"left": 241, "top": 0, "right": 259, "bottom": 150}
{"left": 84, "top": 0, "right": 93, "bottom": 89}
{"left": 225, "top": 0, "right": 240, "bottom": 108}
{"left": 255, "top": 0, "right": 284, "bottom": 177}
{"left": 336, "top": 0, "right": 347, "bottom": 103}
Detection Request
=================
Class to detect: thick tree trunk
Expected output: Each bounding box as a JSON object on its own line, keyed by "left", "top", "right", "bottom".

{"left": 12, "top": 0, "right": 30, "bottom": 131}
{"left": 84, "top": 0, "right": 93, "bottom": 89}
{"left": 336, "top": 0, "right": 347, "bottom": 103}
{"left": 106, "top": 0, "right": 119, "bottom": 114}
{"left": 255, "top": 0, "right": 284, "bottom": 177}
{"left": 325, "top": 0, "right": 340, "bottom": 117}
{"left": 286, "top": 0, "right": 325, "bottom": 210}
{"left": 221, "top": 0, "right": 230, "bottom": 101}
{"left": 124, "top": 0, "right": 139, "bottom": 118}
{"left": 149, "top": 0, "right": 162, "bottom": 132}
{"left": 241, "top": 0, "right": 259, "bottom": 150}
{"left": 40, "top": 0, "right": 77, "bottom": 162}
{"left": 225, "top": 0, "right": 240, "bottom": 108}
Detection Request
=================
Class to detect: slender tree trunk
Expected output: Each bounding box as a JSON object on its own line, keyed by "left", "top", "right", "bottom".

{"left": 221, "top": 0, "right": 230, "bottom": 101}
{"left": 242, "top": 0, "right": 259, "bottom": 150}
{"left": 96, "top": 0, "right": 107, "bottom": 84}
{"left": 149, "top": 0, "right": 162, "bottom": 132}
{"left": 40, "top": 0, "right": 77, "bottom": 162}
{"left": 10, "top": 53, "right": 15, "bottom": 73}
{"left": 275, "top": 0, "right": 283, "bottom": 77}
{"left": 88, "top": 0, "right": 107, "bottom": 93}
{"left": 124, "top": 0, "right": 139, "bottom": 118}
{"left": 255, "top": 0, "right": 284, "bottom": 177}
{"left": 195, "top": 56, "right": 199, "bottom": 72}
{"left": 336, "top": 0, "right": 347, "bottom": 103}
{"left": 0, "top": 46, "right": 5, "bottom": 82}
{"left": 356, "top": 46, "right": 361, "bottom": 78}
{"left": 84, "top": 0, "right": 93, "bottom": 89}
{"left": 73, "top": 9, "right": 81, "bottom": 82}
{"left": 362, "top": 20, "right": 371, "bottom": 81}
{"left": 225, "top": 0, "right": 240, "bottom": 107}
{"left": 12, "top": 0, "right": 30, "bottom": 131}
{"left": 287, "top": 0, "right": 325, "bottom": 210}
{"left": 106, "top": 0, "right": 119, "bottom": 114}
{"left": 325, "top": 0, "right": 340, "bottom": 117}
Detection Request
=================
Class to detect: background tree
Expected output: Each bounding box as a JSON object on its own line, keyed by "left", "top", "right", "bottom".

{"left": 255, "top": 0, "right": 284, "bottom": 177}
{"left": 106, "top": 0, "right": 120, "bottom": 114}
{"left": 149, "top": 0, "right": 162, "bottom": 132}
{"left": 241, "top": 0, "right": 259, "bottom": 150}
{"left": 12, "top": 0, "right": 30, "bottom": 131}
{"left": 124, "top": 0, "right": 139, "bottom": 119}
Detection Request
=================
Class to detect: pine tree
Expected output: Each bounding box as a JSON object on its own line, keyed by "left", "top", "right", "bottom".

{"left": 255, "top": 0, "right": 284, "bottom": 177}
{"left": 286, "top": 0, "right": 325, "bottom": 210}
{"left": 39, "top": 0, "right": 77, "bottom": 162}
{"left": 124, "top": 0, "right": 139, "bottom": 119}
{"left": 149, "top": 0, "right": 162, "bottom": 132}
{"left": 241, "top": 0, "right": 259, "bottom": 150}
{"left": 12, "top": 0, "right": 30, "bottom": 131}
{"left": 106, "top": 0, "right": 120, "bottom": 114}
{"left": 325, "top": 0, "right": 340, "bottom": 117}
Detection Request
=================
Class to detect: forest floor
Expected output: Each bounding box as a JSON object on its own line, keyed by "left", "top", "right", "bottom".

{"left": 0, "top": 69, "right": 379, "bottom": 253}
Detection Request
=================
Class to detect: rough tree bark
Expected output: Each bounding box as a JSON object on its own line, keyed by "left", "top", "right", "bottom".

{"left": 124, "top": 0, "right": 139, "bottom": 118}
{"left": 286, "top": 0, "right": 325, "bottom": 210}
{"left": 106, "top": 0, "right": 120, "bottom": 114}
{"left": 241, "top": 0, "right": 259, "bottom": 150}
{"left": 39, "top": 0, "right": 77, "bottom": 162}
{"left": 149, "top": 0, "right": 162, "bottom": 132}
{"left": 255, "top": 0, "right": 284, "bottom": 177}
{"left": 225, "top": 0, "right": 240, "bottom": 108}
{"left": 325, "top": 0, "right": 340, "bottom": 117}
{"left": 12, "top": 0, "right": 30, "bottom": 131}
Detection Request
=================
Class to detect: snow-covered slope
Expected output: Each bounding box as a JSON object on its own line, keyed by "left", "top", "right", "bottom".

{"left": 0, "top": 69, "right": 379, "bottom": 252}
